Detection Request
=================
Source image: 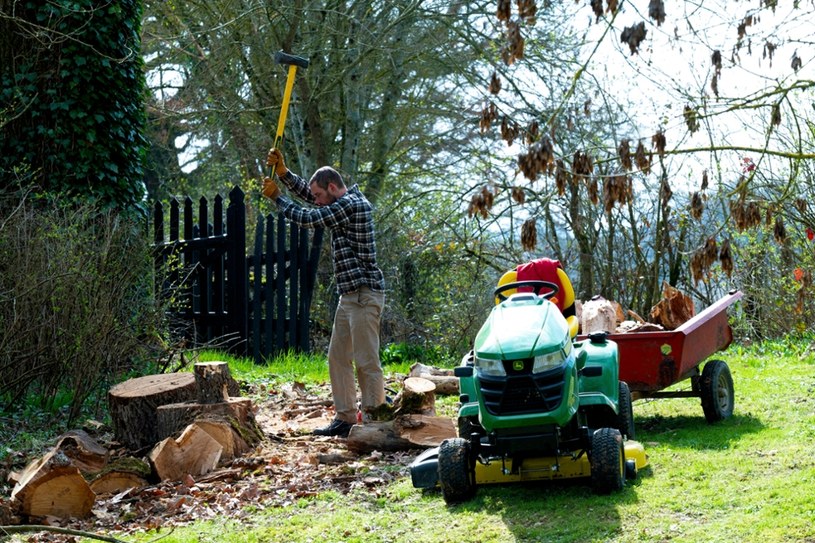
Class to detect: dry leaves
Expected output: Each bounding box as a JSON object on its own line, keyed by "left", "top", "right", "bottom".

{"left": 521, "top": 218, "right": 537, "bottom": 251}
{"left": 621, "top": 22, "right": 647, "bottom": 54}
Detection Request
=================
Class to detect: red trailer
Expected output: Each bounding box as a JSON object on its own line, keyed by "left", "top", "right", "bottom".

{"left": 581, "top": 290, "right": 743, "bottom": 423}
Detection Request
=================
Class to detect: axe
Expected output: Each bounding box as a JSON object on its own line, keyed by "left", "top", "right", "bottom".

{"left": 272, "top": 50, "right": 310, "bottom": 154}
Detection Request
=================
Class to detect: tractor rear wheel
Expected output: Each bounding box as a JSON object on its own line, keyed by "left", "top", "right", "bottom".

{"left": 590, "top": 428, "right": 625, "bottom": 494}
{"left": 700, "top": 359, "right": 734, "bottom": 423}
{"left": 438, "top": 438, "right": 476, "bottom": 504}
{"left": 618, "top": 381, "right": 635, "bottom": 440}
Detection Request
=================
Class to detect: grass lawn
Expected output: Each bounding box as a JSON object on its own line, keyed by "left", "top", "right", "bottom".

{"left": 123, "top": 342, "right": 815, "bottom": 543}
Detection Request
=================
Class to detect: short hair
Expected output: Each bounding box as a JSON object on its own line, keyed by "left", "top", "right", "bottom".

{"left": 309, "top": 166, "right": 345, "bottom": 190}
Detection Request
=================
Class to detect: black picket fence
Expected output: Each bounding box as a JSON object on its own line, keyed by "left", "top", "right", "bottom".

{"left": 152, "top": 186, "right": 323, "bottom": 362}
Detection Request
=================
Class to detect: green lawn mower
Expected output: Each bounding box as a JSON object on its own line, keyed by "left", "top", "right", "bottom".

{"left": 410, "top": 278, "right": 648, "bottom": 503}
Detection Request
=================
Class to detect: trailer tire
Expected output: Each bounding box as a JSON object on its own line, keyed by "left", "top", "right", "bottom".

{"left": 591, "top": 428, "right": 625, "bottom": 494}
{"left": 700, "top": 359, "right": 734, "bottom": 423}
{"left": 438, "top": 438, "right": 476, "bottom": 504}
{"left": 618, "top": 381, "right": 636, "bottom": 440}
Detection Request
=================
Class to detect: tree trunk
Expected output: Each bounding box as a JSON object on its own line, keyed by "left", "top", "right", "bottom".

{"left": 11, "top": 450, "right": 95, "bottom": 519}
{"left": 108, "top": 373, "right": 198, "bottom": 451}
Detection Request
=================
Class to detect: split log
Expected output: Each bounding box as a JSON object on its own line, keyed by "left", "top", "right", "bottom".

{"left": 650, "top": 281, "right": 695, "bottom": 330}
{"left": 194, "top": 419, "right": 252, "bottom": 461}
{"left": 155, "top": 397, "right": 260, "bottom": 445}
{"left": 108, "top": 373, "right": 198, "bottom": 451}
{"left": 11, "top": 450, "right": 95, "bottom": 519}
{"left": 408, "top": 363, "right": 459, "bottom": 395}
{"left": 194, "top": 361, "right": 240, "bottom": 403}
{"left": 393, "top": 377, "right": 436, "bottom": 417}
{"left": 581, "top": 295, "right": 617, "bottom": 334}
{"left": 148, "top": 423, "right": 223, "bottom": 482}
{"left": 345, "top": 415, "right": 456, "bottom": 453}
{"left": 53, "top": 430, "right": 108, "bottom": 475}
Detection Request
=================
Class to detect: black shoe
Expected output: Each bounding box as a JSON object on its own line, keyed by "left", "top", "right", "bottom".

{"left": 313, "top": 419, "right": 353, "bottom": 437}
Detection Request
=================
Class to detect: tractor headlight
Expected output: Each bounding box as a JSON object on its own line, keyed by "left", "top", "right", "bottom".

{"left": 532, "top": 351, "right": 564, "bottom": 373}
{"left": 475, "top": 356, "right": 506, "bottom": 377}
{"left": 532, "top": 339, "right": 572, "bottom": 374}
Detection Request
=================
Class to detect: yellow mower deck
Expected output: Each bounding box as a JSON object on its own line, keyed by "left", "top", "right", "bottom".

{"left": 475, "top": 440, "right": 648, "bottom": 485}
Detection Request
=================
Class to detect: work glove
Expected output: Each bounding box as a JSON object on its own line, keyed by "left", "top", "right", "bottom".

{"left": 262, "top": 176, "right": 281, "bottom": 200}
{"left": 266, "top": 148, "right": 288, "bottom": 178}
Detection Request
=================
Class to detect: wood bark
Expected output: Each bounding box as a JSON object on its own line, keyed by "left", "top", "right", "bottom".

{"left": 11, "top": 449, "right": 95, "bottom": 519}
{"left": 345, "top": 415, "right": 456, "bottom": 453}
{"left": 53, "top": 430, "right": 108, "bottom": 475}
{"left": 108, "top": 373, "right": 198, "bottom": 450}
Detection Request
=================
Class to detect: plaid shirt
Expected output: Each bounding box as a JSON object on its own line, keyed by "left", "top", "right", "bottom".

{"left": 275, "top": 171, "right": 385, "bottom": 295}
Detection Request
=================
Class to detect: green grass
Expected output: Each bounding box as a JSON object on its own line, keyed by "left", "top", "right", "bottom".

{"left": 121, "top": 341, "right": 815, "bottom": 543}
{"left": 4, "top": 342, "right": 814, "bottom": 542}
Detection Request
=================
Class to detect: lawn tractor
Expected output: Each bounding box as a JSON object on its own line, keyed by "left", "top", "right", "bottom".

{"left": 410, "top": 260, "right": 648, "bottom": 503}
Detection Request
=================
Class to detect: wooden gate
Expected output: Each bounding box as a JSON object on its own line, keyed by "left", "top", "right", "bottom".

{"left": 152, "top": 186, "right": 323, "bottom": 362}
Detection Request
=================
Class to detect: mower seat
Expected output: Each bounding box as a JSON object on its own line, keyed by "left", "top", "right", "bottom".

{"left": 496, "top": 259, "right": 579, "bottom": 338}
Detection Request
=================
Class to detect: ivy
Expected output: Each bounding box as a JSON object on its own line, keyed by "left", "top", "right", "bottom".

{"left": 0, "top": 0, "right": 147, "bottom": 211}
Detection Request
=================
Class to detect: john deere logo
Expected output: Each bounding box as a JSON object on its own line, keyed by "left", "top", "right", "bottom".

{"left": 513, "top": 360, "right": 524, "bottom": 371}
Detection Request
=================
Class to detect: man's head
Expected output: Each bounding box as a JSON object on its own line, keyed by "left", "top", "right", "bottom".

{"left": 309, "top": 166, "right": 347, "bottom": 205}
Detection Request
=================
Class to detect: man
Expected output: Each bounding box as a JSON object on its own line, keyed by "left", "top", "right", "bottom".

{"left": 262, "top": 148, "right": 386, "bottom": 438}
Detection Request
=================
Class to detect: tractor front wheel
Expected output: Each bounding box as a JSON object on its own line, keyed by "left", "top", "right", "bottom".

{"left": 590, "top": 428, "right": 625, "bottom": 494}
{"left": 700, "top": 359, "right": 734, "bottom": 423}
{"left": 438, "top": 438, "right": 476, "bottom": 504}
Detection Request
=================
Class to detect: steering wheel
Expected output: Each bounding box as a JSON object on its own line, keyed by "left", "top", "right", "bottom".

{"left": 494, "top": 280, "right": 560, "bottom": 303}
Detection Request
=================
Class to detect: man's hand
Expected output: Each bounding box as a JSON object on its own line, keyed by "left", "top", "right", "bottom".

{"left": 262, "top": 176, "right": 281, "bottom": 200}
{"left": 266, "top": 148, "right": 288, "bottom": 177}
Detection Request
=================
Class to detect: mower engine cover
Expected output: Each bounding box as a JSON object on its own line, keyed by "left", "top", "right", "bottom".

{"left": 467, "top": 292, "right": 579, "bottom": 432}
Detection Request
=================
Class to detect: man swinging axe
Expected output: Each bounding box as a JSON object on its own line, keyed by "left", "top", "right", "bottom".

{"left": 262, "top": 51, "right": 388, "bottom": 438}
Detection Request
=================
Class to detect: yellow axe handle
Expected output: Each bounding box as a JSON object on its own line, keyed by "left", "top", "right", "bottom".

{"left": 273, "top": 64, "right": 298, "bottom": 151}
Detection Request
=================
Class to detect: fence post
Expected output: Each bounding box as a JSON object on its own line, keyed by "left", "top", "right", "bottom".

{"left": 226, "top": 186, "right": 248, "bottom": 354}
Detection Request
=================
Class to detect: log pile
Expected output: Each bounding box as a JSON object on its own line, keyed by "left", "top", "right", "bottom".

{"left": 578, "top": 284, "right": 695, "bottom": 335}
{"left": 9, "top": 362, "right": 262, "bottom": 521}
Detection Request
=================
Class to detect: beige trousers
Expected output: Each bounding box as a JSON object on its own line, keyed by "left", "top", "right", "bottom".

{"left": 327, "top": 287, "right": 385, "bottom": 423}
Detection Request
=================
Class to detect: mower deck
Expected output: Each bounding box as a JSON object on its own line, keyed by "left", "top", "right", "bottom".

{"left": 411, "top": 440, "right": 648, "bottom": 489}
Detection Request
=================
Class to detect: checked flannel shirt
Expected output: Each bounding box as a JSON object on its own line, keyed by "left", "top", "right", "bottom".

{"left": 275, "top": 170, "right": 385, "bottom": 296}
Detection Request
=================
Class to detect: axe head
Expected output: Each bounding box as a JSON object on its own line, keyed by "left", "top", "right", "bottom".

{"left": 274, "top": 50, "right": 310, "bottom": 69}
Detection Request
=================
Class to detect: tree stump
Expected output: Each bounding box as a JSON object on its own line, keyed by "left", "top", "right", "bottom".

{"left": 108, "top": 373, "right": 198, "bottom": 451}
{"left": 581, "top": 295, "right": 617, "bottom": 334}
{"left": 650, "top": 281, "right": 695, "bottom": 330}
{"left": 54, "top": 430, "right": 108, "bottom": 475}
{"left": 393, "top": 377, "right": 437, "bottom": 416}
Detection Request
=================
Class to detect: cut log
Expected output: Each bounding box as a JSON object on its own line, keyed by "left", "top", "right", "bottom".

{"left": 649, "top": 281, "right": 695, "bottom": 330}
{"left": 393, "top": 377, "right": 436, "bottom": 417}
{"left": 194, "top": 361, "right": 239, "bottom": 403}
{"left": 53, "top": 430, "right": 108, "bottom": 475}
{"left": 155, "top": 397, "right": 260, "bottom": 445}
{"left": 345, "top": 415, "right": 456, "bottom": 453}
{"left": 148, "top": 423, "right": 223, "bottom": 482}
{"left": 89, "top": 471, "right": 148, "bottom": 495}
{"left": 408, "top": 363, "right": 459, "bottom": 395}
{"left": 581, "top": 295, "right": 617, "bottom": 334}
{"left": 11, "top": 450, "right": 95, "bottom": 519}
{"left": 108, "top": 373, "right": 198, "bottom": 451}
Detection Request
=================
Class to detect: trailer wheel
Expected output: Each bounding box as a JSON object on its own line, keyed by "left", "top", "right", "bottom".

{"left": 591, "top": 428, "right": 625, "bottom": 494}
{"left": 618, "top": 381, "right": 636, "bottom": 440}
{"left": 700, "top": 359, "right": 734, "bottom": 423}
{"left": 438, "top": 438, "right": 476, "bottom": 504}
